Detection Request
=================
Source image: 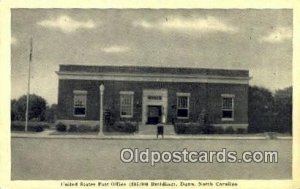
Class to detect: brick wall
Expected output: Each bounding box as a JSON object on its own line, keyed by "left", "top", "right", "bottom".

{"left": 57, "top": 79, "right": 248, "bottom": 124}
{"left": 207, "top": 83, "right": 248, "bottom": 124}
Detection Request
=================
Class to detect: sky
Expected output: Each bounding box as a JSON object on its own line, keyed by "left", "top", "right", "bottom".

{"left": 11, "top": 9, "right": 293, "bottom": 105}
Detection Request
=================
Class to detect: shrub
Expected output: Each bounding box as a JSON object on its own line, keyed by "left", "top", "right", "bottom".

{"left": 77, "top": 124, "right": 99, "bottom": 132}
{"left": 11, "top": 122, "right": 25, "bottom": 131}
{"left": 35, "top": 126, "right": 44, "bottom": 132}
{"left": 202, "top": 125, "right": 216, "bottom": 134}
{"left": 11, "top": 121, "right": 46, "bottom": 132}
{"left": 174, "top": 123, "right": 186, "bottom": 134}
{"left": 56, "top": 122, "right": 67, "bottom": 132}
{"left": 92, "top": 125, "right": 100, "bottom": 132}
{"left": 68, "top": 124, "right": 78, "bottom": 132}
{"left": 114, "top": 121, "right": 126, "bottom": 131}
{"left": 215, "top": 127, "right": 225, "bottom": 134}
{"left": 225, "top": 126, "right": 235, "bottom": 134}
{"left": 111, "top": 121, "right": 137, "bottom": 133}
{"left": 174, "top": 122, "right": 203, "bottom": 134}
{"left": 77, "top": 125, "right": 88, "bottom": 132}
{"left": 125, "top": 122, "right": 137, "bottom": 132}
{"left": 236, "top": 128, "right": 246, "bottom": 134}
{"left": 56, "top": 123, "right": 99, "bottom": 133}
{"left": 185, "top": 123, "right": 202, "bottom": 134}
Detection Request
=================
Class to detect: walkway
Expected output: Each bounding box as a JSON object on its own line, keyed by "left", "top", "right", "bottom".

{"left": 11, "top": 129, "right": 292, "bottom": 140}
{"left": 138, "top": 124, "right": 176, "bottom": 135}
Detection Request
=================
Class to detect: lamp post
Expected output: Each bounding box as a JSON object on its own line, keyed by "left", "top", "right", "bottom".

{"left": 99, "top": 84, "right": 105, "bottom": 136}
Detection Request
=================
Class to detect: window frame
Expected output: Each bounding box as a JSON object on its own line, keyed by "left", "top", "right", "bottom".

{"left": 120, "top": 91, "right": 134, "bottom": 118}
{"left": 221, "top": 94, "right": 235, "bottom": 121}
{"left": 176, "top": 92, "right": 190, "bottom": 119}
{"left": 73, "top": 90, "right": 87, "bottom": 117}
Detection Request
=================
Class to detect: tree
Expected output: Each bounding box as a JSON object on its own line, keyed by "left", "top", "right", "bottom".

{"left": 248, "top": 86, "right": 275, "bottom": 133}
{"left": 11, "top": 94, "right": 47, "bottom": 121}
{"left": 44, "top": 104, "right": 57, "bottom": 123}
{"left": 11, "top": 99, "right": 17, "bottom": 121}
{"left": 274, "top": 87, "right": 292, "bottom": 134}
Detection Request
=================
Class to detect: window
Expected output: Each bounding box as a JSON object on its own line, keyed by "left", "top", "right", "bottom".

{"left": 222, "top": 94, "right": 235, "bottom": 120}
{"left": 177, "top": 93, "right": 190, "bottom": 118}
{"left": 73, "top": 90, "right": 87, "bottom": 116}
{"left": 120, "top": 91, "right": 134, "bottom": 118}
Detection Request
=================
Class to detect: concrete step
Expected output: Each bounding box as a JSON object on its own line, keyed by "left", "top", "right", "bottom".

{"left": 138, "top": 124, "right": 176, "bottom": 135}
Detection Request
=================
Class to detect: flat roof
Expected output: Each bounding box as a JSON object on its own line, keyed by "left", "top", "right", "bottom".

{"left": 59, "top": 64, "right": 249, "bottom": 77}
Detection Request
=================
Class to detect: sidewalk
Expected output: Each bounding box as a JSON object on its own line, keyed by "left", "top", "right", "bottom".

{"left": 11, "top": 129, "right": 292, "bottom": 140}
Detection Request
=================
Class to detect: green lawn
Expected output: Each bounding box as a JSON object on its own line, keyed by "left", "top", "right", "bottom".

{"left": 11, "top": 138, "right": 292, "bottom": 180}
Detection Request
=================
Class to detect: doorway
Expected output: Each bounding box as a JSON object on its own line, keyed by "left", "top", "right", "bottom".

{"left": 142, "top": 89, "right": 168, "bottom": 124}
{"left": 147, "top": 105, "right": 162, "bottom": 124}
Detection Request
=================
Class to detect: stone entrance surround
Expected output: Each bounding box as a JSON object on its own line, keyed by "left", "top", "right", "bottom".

{"left": 142, "top": 89, "right": 168, "bottom": 124}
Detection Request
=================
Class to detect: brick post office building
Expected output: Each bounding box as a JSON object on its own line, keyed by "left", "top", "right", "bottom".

{"left": 56, "top": 65, "right": 250, "bottom": 131}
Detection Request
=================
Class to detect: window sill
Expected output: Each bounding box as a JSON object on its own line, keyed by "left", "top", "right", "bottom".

{"left": 177, "top": 117, "right": 189, "bottom": 119}
{"left": 73, "top": 115, "right": 86, "bottom": 117}
{"left": 120, "top": 116, "right": 133, "bottom": 118}
{"left": 221, "top": 118, "right": 234, "bottom": 121}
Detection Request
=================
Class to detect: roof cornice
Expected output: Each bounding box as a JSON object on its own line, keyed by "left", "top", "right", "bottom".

{"left": 56, "top": 71, "right": 250, "bottom": 84}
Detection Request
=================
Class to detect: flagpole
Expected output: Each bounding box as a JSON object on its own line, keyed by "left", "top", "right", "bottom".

{"left": 25, "top": 38, "right": 32, "bottom": 132}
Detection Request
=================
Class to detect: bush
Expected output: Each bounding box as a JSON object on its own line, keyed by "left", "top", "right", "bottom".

{"left": 77, "top": 125, "right": 88, "bottom": 132}
{"left": 174, "top": 122, "right": 203, "bottom": 134}
{"left": 110, "top": 121, "right": 137, "bottom": 133}
{"left": 215, "top": 127, "right": 225, "bottom": 134}
{"left": 114, "top": 121, "right": 126, "bottom": 131}
{"left": 92, "top": 125, "right": 100, "bottom": 132}
{"left": 236, "top": 128, "right": 246, "bottom": 134}
{"left": 185, "top": 123, "right": 203, "bottom": 134}
{"left": 11, "top": 121, "right": 47, "bottom": 132}
{"left": 202, "top": 125, "right": 216, "bottom": 134}
{"left": 77, "top": 124, "right": 99, "bottom": 132}
{"left": 224, "top": 126, "right": 235, "bottom": 134}
{"left": 125, "top": 122, "right": 137, "bottom": 132}
{"left": 35, "top": 126, "right": 44, "bottom": 132}
{"left": 56, "top": 122, "right": 67, "bottom": 132}
{"left": 10, "top": 124, "right": 44, "bottom": 132}
{"left": 11, "top": 123, "right": 25, "bottom": 131}
{"left": 68, "top": 124, "right": 78, "bottom": 132}
{"left": 174, "top": 123, "right": 187, "bottom": 134}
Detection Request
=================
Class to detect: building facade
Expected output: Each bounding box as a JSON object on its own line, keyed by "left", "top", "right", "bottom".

{"left": 56, "top": 65, "right": 250, "bottom": 130}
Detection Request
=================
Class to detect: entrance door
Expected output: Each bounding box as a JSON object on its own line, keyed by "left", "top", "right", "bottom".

{"left": 142, "top": 89, "right": 168, "bottom": 124}
{"left": 147, "top": 105, "right": 162, "bottom": 124}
